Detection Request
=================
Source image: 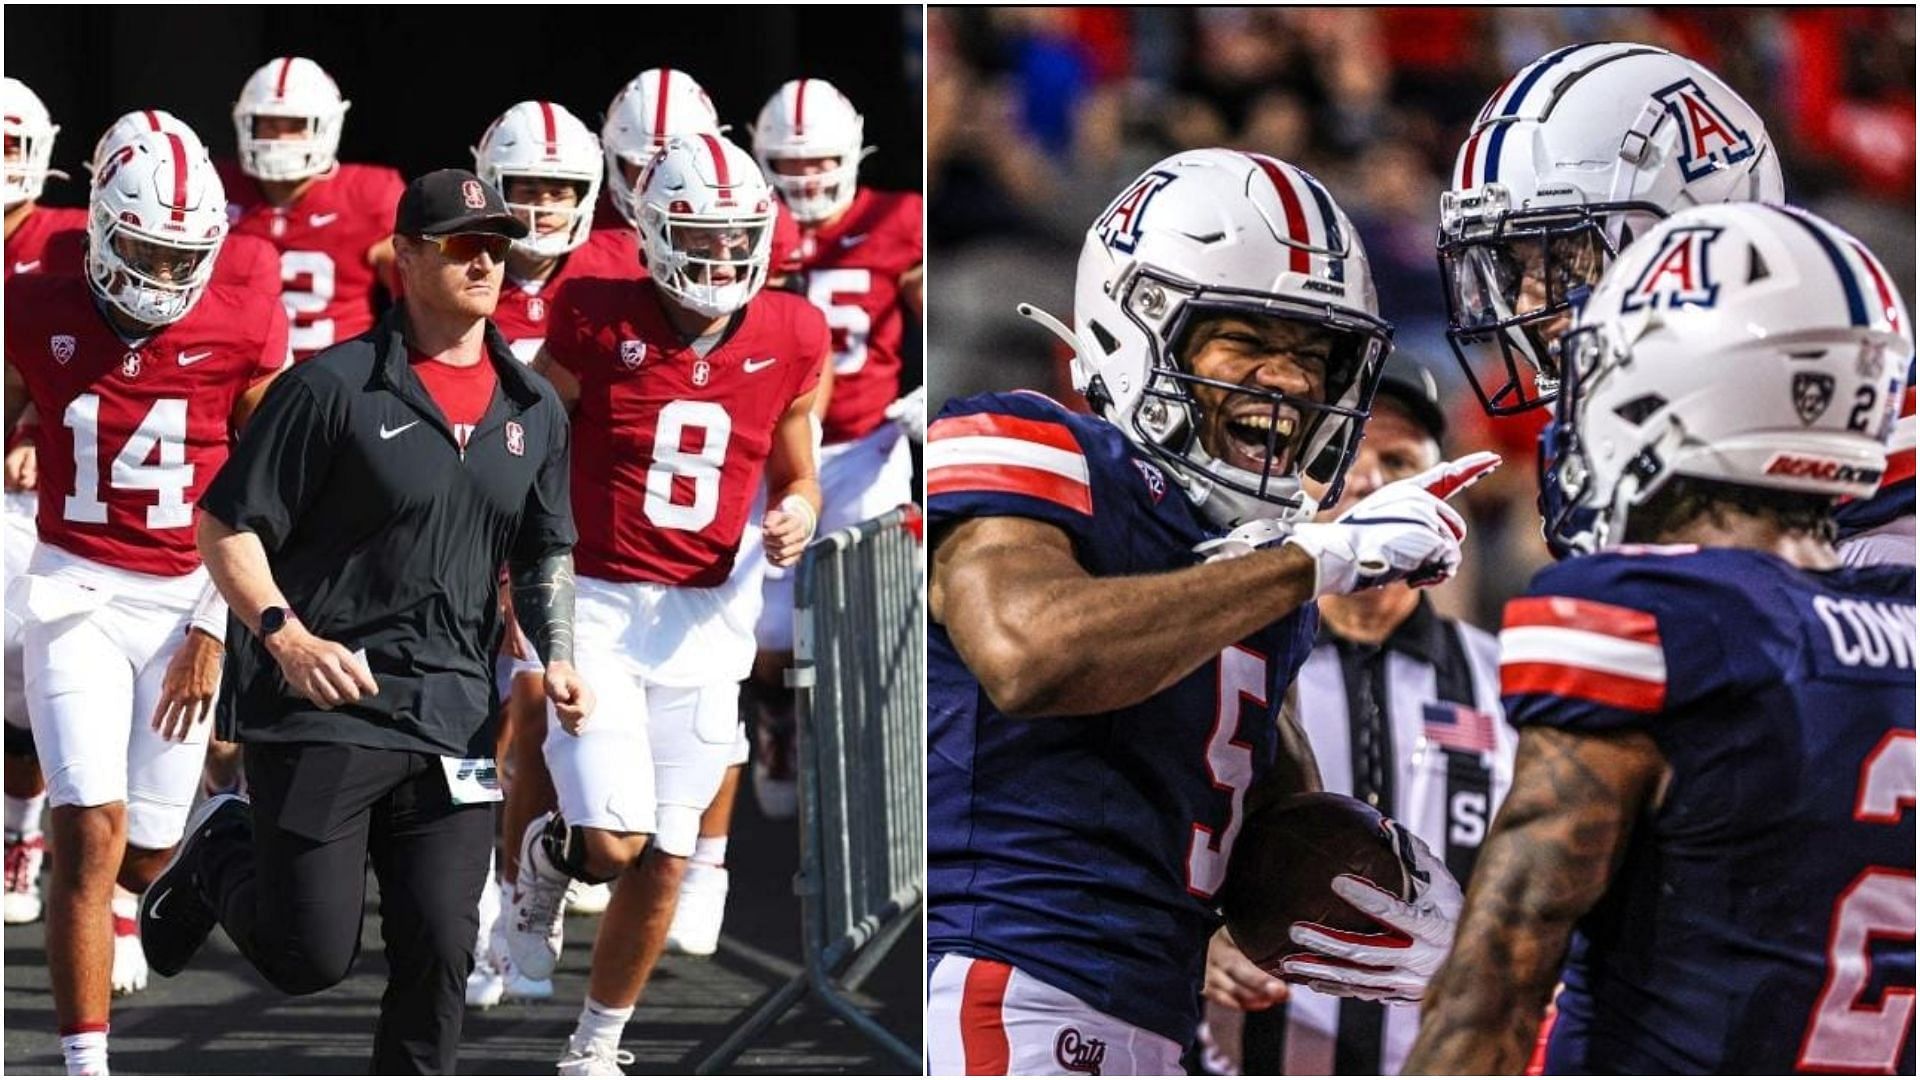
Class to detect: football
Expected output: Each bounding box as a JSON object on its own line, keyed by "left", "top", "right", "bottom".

{"left": 1216, "top": 792, "right": 1413, "bottom": 979}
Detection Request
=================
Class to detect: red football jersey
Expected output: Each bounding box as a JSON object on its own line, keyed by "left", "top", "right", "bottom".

{"left": 4, "top": 275, "right": 289, "bottom": 576}
{"left": 4, "top": 204, "right": 86, "bottom": 279}
{"left": 219, "top": 160, "right": 404, "bottom": 360}
{"left": 545, "top": 278, "right": 828, "bottom": 587}
{"left": 793, "top": 187, "right": 923, "bottom": 443}
{"left": 493, "top": 229, "right": 643, "bottom": 363}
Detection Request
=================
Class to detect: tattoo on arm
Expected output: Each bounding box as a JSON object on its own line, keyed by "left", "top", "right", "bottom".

{"left": 1403, "top": 725, "right": 1665, "bottom": 1075}
{"left": 510, "top": 551, "right": 576, "bottom": 666}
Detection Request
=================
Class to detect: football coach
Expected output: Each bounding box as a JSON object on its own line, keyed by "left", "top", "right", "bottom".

{"left": 138, "top": 169, "right": 592, "bottom": 1074}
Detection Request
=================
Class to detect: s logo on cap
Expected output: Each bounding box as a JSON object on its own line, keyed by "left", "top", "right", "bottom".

{"left": 461, "top": 180, "right": 487, "bottom": 209}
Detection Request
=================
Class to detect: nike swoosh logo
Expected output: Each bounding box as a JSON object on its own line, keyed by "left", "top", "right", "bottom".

{"left": 309, "top": 212, "right": 340, "bottom": 227}
{"left": 838, "top": 233, "right": 867, "bottom": 249}
{"left": 12, "top": 260, "right": 40, "bottom": 274}
{"left": 148, "top": 889, "right": 170, "bottom": 920}
{"left": 742, "top": 358, "right": 777, "bottom": 373}
{"left": 379, "top": 421, "right": 420, "bottom": 440}
{"left": 177, "top": 350, "right": 214, "bottom": 366}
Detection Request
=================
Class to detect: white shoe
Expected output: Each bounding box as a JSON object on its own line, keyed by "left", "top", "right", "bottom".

{"left": 465, "top": 955, "right": 506, "bottom": 1009}
{"left": 474, "top": 848, "right": 501, "bottom": 955}
{"left": 501, "top": 957, "right": 554, "bottom": 1001}
{"left": 3, "top": 831, "right": 44, "bottom": 925}
{"left": 751, "top": 696, "right": 799, "bottom": 821}
{"left": 664, "top": 864, "right": 728, "bottom": 957}
{"left": 557, "top": 1034, "right": 633, "bottom": 1076}
{"left": 111, "top": 907, "right": 148, "bottom": 996}
{"left": 565, "top": 880, "right": 611, "bottom": 916}
{"left": 505, "top": 813, "right": 570, "bottom": 981}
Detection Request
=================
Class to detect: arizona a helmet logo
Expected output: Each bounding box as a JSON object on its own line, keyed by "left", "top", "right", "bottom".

{"left": 1621, "top": 226, "right": 1722, "bottom": 314}
{"left": 1652, "top": 79, "right": 1756, "bottom": 184}
{"left": 1096, "top": 170, "right": 1176, "bottom": 255}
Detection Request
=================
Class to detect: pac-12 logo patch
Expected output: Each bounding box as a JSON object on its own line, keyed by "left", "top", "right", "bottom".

{"left": 1652, "top": 78, "right": 1756, "bottom": 184}
{"left": 619, "top": 340, "right": 646, "bottom": 371}
{"left": 1620, "top": 226, "right": 1722, "bottom": 314}
{"left": 49, "top": 335, "right": 75, "bottom": 365}
{"left": 1095, "top": 170, "right": 1175, "bottom": 255}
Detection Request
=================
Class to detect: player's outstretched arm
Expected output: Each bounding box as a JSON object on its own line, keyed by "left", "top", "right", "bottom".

{"left": 1403, "top": 725, "right": 1665, "bottom": 1074}
{"left": 931, "top": 514, "right": 1318, "bottom": 717}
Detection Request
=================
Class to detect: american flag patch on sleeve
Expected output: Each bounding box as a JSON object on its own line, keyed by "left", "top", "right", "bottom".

{"left": 927, "top": 412, "right": 1093, "bottom": 515}
{"left": 1499, "top": 596, "right": 1667, "bottom": 712}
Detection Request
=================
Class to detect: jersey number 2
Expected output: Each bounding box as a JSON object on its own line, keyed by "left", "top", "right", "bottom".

{"left": 63, "top": 394, "right": 193, "bottom": 529}
{"left": 280, "top": 250, "right": 336, "bottom": 354}
{"left": 1188, "top": 645, "right": 1267, "bottom": 900}
{"left": 1798, "top": 729, "right": 1916, "bottom": 1073}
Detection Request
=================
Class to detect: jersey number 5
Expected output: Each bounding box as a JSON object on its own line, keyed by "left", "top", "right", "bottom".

{"left": 1798, "top": 729, "right": 1916, "bottom": 1073}
{"left": 805, "top": 269, "right": 872, "bottom": 375}
{"left": 1188, "top": 645, "right": 1267, "bottom": 900}
{"left": 63, "top": 394, "right": 193, "bottom": 529}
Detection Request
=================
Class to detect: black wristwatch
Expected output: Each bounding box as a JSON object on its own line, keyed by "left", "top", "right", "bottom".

{"left": 259, "top": 606, "right": 296, "bottom": 638}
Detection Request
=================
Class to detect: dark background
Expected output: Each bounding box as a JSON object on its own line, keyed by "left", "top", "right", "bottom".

{"left": 6, "top": 4, "right": 925, "bottom": 209}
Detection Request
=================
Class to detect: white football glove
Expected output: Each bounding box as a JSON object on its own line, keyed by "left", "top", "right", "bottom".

{"left": 1283, "top": 451, "right": 1499, "bottom": 598}
{"left": 1279, "top": 820, "right": 1464, "bottom": 1003}
{"left": 885, "top": 385, "right": 926, "bottom": 443}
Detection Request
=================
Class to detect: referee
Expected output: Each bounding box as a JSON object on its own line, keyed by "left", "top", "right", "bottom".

{"left": 1200, "top": 369, "right": 1517, "bottom": 1076}
{"left": 137, "top": 170, "right": 590, "bottom": 1074}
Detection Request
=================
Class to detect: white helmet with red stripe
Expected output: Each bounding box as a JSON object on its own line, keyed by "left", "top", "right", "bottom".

{"left": 3, "top": 77, "right": 66, "bottom": 208}
{"left": 1021, "top": 149, "right": 1393, "bottom": 528}
{"left": 474, "top": 101, "right": 603, "bottom": 259}
{"left": 1550, "top": 203, "right": 1910, "bottom": 554}
{"left": 232, "top": 56, "right": 351, "bottom": 182}
{"left": 87, "top": 126, "right": 228, "bottom": 326}
{"left": 751, "top": 78, "right": 868, "bottom": 224}
{"left": 602, "top": 68, "right": 720, "bottom": 228}
{"left": 90, "top": 109, "right": 201, "bottom": 178}
{"left": 636, "top": 134, "right": 775, "bottom": 319}
{"left": 1440, "top": 42, "right": 1783, "bottom": 416}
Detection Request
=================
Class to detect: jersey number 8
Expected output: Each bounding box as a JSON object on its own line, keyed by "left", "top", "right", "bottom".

{"left": 645, "top": 400, "right": 731, "bottom": 532}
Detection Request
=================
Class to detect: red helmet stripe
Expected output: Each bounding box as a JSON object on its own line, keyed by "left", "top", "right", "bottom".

{"left": 1849, "top": 239, "right": 1904, "bottom": 336}
{"left": 1458, "top": 131, "right": 1483, "bottom": 190}
{"left": 274, "top": 57, "right": 294, "bottom": 99}
{"left": 793, "top": 80, "right": 808, "bottom": 135}
{"left": 165, "top": 132, "right": 189, "bottom": 223}
{"left": 538, "top": 101, "right": 558, "bottom": 158}
{"left": 1248, "top": 154, "right": 1310, "bottom": 274}
{"left": 700, "top": 133, "right": 732, "bottom": 193}
{"left": 143, "top": 110, "right": 161, "bottom": 131}
{"left": 653, "top": 69, "right": 673, "bottom": 137}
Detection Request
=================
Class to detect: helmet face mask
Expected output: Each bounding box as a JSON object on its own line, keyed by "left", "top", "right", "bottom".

{"left": 3, "top": 77, "right": 62, "bottom": 209}
{"left": 86, "top": 129, "right": 227, "bottom": 327}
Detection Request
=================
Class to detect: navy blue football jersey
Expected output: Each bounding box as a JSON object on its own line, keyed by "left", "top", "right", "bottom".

{"left": 1498, "top": 547, "right": 1916, "bottom": 1074}
{"left": 926, "top": 391, "right": 1319, "bottom": 1046}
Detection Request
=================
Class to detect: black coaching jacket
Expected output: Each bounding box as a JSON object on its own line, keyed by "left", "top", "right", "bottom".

{"left": 201, "top": 306, "right": 575, "bottom": 758}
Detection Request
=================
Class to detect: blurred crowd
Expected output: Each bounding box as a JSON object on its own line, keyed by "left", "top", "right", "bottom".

{"left": 928, "top": 5, "right": 1917, "bottom": 624}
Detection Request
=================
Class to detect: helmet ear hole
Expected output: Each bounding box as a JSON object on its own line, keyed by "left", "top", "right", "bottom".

{"left": 1746, "top": 245, "right": 1770, "bottom": 284}
{"left": 1089, "top": 320, "right": 1121, "bottom": 356}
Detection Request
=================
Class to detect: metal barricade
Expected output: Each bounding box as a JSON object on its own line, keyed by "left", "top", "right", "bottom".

{"left": 697, "top": 505, "right": 925, "bottom": 1074}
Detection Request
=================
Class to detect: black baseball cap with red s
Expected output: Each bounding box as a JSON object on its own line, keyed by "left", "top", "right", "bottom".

{"left": 394, "top": 168, "right": 529, "bottom": 239}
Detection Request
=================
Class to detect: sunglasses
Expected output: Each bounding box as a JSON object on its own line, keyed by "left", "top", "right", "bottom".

{"left": 417, "top": 232, "right": 513, "bottom": 263}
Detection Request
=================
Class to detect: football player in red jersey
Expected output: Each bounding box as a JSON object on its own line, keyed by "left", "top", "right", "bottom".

{"left": 222, "top": 56, "right": 404, "bottom": 361}
{"left": 2, "top": 127, "right": 288, "bottom": 1077}
{"left": 504, "top": 134, "right": 825, "bottom": 1074}
{"left": 1, "top": 74, "right": 80, "bottom": 943}
{"left": 464, "top": 98, "right": 645, "bottom": 1009}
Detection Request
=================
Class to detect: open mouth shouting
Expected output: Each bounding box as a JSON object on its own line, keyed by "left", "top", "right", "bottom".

{"left": 1216, "top": 399, "right": 1303, "bottom": 476}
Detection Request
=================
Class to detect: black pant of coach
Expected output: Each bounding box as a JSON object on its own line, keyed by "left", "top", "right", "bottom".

{"left": 197, "top": 743, "right": 492, "bottom": 1074}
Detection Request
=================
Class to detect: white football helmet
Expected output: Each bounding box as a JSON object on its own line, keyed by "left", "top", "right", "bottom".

{"left": 473, "top": 101, "right": 603, "bottom": 259}
{"left": 751, "top": 78, "right": 868, "bottom": 224}
{"left": 3, "top": 77, "right": 66, "bottom": 208}
{"left": 602, "top": 69, "right": 720, "bottom": 228}
{"left": 1550, "top": 203, "right": 1911, "bottom": 554}
{"left": 1021, "top": 149, "right": 1393, "bottom": 528}
{"left": 1440, "top": 43, "right": 1783, "bottom": 415}
{"left": 87, "top": 127, "right": 228, "bottom": 326}
{"left": 637, "top": 134, "right": 775, "bottom": 319}
{"left": 232, "top": 56, "right": 350, "bottom": 182}
{"left": 90, "top": 109, "right": 204, "bottom": 177}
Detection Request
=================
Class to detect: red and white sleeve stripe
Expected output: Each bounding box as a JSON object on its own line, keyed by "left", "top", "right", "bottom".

{"left": 1499, "top": 596, "right": 1667, "bottom": 712}
{"left": 928, "top": 412, "right": 1093, "bottom": 515}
